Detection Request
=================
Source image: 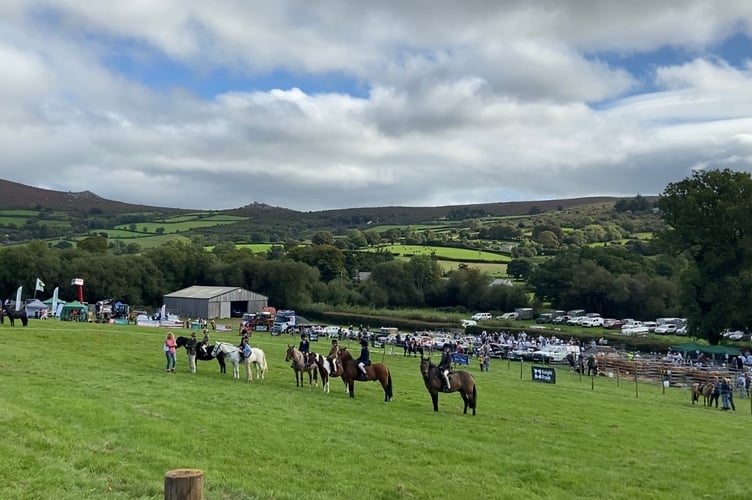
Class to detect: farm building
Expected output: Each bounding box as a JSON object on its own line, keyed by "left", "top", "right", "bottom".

{"left": 163, "top": 286, "right": 268, "bottom": 319}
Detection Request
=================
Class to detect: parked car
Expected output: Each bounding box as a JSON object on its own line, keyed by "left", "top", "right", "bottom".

{"left": 722, "top": 329, "right": 745, "bottom": 341}
{"left": 581, "top": 317, "right": 604, "bottom": 328}
{"left": 323, "top": 325, "right": 342, "bottom": 338}
{"left": 471, "top": 312, "right": 493, "bottom": 321}
{"left": 654, "top": 324, "right": 677, "bottom": 335}
{"left": 507, "top": 347, "right": 535, "bottom": 361}
{"left": 536, "top": 313, "right": 554, "bottom": 324}
{"left": 622, "top": 325, "right": 649, "bottom": 336}
{"left": 532, "top": 345, "right": 579, "bottom": 363}
{"left": 603, "top": 318, "right": 623, "bottom": 329}
{"left": 461, "top": 319, "right": 478, "bottom": 328}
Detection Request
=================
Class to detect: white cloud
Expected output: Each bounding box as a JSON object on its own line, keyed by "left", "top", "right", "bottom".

{"left": 0, "top": 2, "right": 751, "bottom": 210}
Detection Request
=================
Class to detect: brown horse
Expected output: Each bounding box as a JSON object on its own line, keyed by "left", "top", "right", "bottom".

{"left": 691, "top": 381, "right": 715, "bottom": 406}
{"left": 420, "top": 356, "right": 477, "bottom": 415}
{"left": 285, "top": 345, "right": 317, "bottom": 387}
{"left": 327, "top": 345, "right": 393, "bottom": 401}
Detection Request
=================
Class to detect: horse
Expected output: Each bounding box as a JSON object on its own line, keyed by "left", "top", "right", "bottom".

{"left": 307, "top": 351, "right": 331, "bottom": 394}
{"left": 285, "top": 345, "right": 317, "bottom": 387}
{"left": 212, "top": 342, "right": 268, "bottom": 382}
{"left": 0, "top": 304, "right": 28, "bottom": 327}
{"left": 691, "top": 381, "right": 715, "bottom": 406}
{"left": 420, "top": 356, "right": 477, "bottom": 415}
{"left": 176, "top": 336, "right": 226, "bottom": 374}
{"left": 327, "top": 345, "right": 393, "bottom": 402}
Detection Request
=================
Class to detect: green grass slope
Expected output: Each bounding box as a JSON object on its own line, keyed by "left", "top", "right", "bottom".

{"left": 0, "top": 321, "right": 747, "bottom": 499}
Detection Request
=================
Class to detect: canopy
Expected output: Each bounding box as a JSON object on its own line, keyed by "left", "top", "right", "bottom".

{"left": 669, "top": 342, "right": 703, "bottom": 353}
{"left": 43, "top": 297, "right": 67, "bottom": 306}
{"left": 60, "top": 301, "right": 88, "bottom": 322}
{"left": 670, "top": 342, "right": 741, "bottom": 356}
{"left": 24, "top": 299, "right": 48, "bottom": 317}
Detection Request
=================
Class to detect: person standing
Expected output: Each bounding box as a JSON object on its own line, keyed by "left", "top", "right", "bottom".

{"left": 186, "top": 332, "right": 198, "bottom": 374}
{"left": 164, "top": 332, "right": 177, "bottom": 373}
{"left": 481, "top": 342, "right": 491, "bottom": 372}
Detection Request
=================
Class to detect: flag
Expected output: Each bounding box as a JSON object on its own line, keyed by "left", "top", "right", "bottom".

{"left": 35, "top": 278, "right": 45, "bottom": 292}
{"left": 52, "top": 287, "right": 59, "bottom": 317}
{"left": 15, "top": 286, "right": 22, "bottom": 311}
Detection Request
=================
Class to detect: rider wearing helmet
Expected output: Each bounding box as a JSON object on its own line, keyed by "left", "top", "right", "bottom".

{"left": 239, "top": 336, "right": 251, "bottom": 361}
{"left": 355, "top": 338, "right": 370, "bottom": 379}
{"left": 299, "top": 333, "right": 310, "bottom": 354}
{"left": 438, "top": 344, "right": 453, "bottom": 392}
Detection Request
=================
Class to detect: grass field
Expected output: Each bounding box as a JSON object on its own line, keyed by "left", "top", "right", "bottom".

{"left": 373, "top": 245, "right": 511, "bottom": 262}
{"left": 0, "top": 321, "right": 748, "bottom": 499}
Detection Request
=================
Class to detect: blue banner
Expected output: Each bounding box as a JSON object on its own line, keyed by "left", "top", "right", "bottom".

{"left": 451, "top": 353, "right": 469, "bottom": 365}
{"left": 532, "top": 366, "right": 556, "bottom": 384}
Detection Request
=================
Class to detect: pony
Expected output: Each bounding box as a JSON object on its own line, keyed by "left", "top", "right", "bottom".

{"left": 420, "top": 356, "right": 477, "bottom": 415}
{"left": 0, "top": 304, "right": 28, "bottom": 327}
{"left": 691, "top": 382, "right": 715, "bottom": 406}
{"left": 176, "top": 336, "right": 226, "bottom": 374}
{"left": 307, "top": 351, "right": 331, "bottom": 394}
{"left": 211, "top": 342, "right": 268, "bottom": 382}
{"left": 285, "top": 345, "right": 317, "bottom": 387}
{"left": 327, "top": 345, "right": 393, "bottom": 402}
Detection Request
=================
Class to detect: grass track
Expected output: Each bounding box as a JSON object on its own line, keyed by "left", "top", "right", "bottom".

{"left": 0, "top": 321, "right": 748, "bottom": 499}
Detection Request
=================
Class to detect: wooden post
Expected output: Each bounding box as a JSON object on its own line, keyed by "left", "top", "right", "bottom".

{"left": 165, "top": 468, "right": 204, "bottom": 500}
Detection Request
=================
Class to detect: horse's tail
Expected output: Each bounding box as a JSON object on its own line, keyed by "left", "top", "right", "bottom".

{"left": 261, "top": 352, "right": 269, "bottom": 376}
{"left": 387, "top": 370, "right": 393, "bottom": 400}
{"left": 471, "top": 383, "right": 477, "bottom": 410}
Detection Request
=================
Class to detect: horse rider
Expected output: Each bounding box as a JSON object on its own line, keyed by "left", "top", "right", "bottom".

{"left": 299, "top": 333, "right": 310, "bottom": 367}
{"left": 201, "top": 328, "right": 210, "bottom": 355}
{"left": 239, "top": 336, "right": 251, "bottom": 361}
{"left": 355, "top": 338, "right": 370, "bottom": 380}
{"left": 438, "top": 344, "right": 453, "bottom": 392}
{"left": 330, "top": 338, "right": 339, "bottom": 375}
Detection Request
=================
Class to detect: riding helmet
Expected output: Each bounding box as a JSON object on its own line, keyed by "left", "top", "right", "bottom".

{"left": 443, "top": 343, "right": 451, "bottom": 351}
{"left": 361, "top": 338, "right": 368, "bottom": 347}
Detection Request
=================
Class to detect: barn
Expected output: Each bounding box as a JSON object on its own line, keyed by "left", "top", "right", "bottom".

{"left": 163, "top": 286, "right": 268, "bottom": 319}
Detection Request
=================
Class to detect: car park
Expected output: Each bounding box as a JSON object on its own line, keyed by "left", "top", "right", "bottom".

{"left": 581, "top": 317, "right": 604, "bottom": 327}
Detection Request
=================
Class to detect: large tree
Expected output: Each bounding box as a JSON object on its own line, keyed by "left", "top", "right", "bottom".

{"left": 657, "top": 168, "right": 752, "bottom": 344}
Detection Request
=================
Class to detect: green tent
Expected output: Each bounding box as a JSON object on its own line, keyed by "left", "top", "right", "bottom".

{"left": 699, "top": 344, "right": 741, "bottom": 356}
{"left": 669, "top": 342, "right": 704, "bottom": 353}
{"left": 60, "top": 301, "right": 88, "bottom": 322}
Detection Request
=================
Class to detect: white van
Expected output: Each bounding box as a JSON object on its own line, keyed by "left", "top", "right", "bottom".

{"left": 471, "top": 312, "right": 493, "bottom": 321}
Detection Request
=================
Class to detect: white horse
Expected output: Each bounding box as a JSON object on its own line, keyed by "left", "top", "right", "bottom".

{"left": 212, "top": 342, "right": 268, "bottom": 382}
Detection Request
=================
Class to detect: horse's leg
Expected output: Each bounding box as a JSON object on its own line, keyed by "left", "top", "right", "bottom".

{"left": 431, "top": 391, "right": 439, "bottom": 412}
{"left": 246, "top": 359, "right": 252, "bottom": 382}
{"left": 461, "top": 392, "right": 469, "bottom": 414}
{"left": 347, "top": 378, "right": 355, "bottom": 398}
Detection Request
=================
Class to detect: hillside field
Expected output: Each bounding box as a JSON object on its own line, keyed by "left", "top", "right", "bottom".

{"left": 0, "top": 321, "right": 747, "bottom": 499}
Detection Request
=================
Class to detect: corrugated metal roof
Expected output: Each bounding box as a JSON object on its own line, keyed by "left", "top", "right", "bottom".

{"left": 164, "top": 285, "right": 244, "bottom": 299}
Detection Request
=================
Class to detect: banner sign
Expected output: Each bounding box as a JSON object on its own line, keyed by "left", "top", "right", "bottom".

{"left": 532, "top": 366, "right": 556, "bottom": 384}
{"left": 451, "top": 353, "right": 469, "bottom": 366}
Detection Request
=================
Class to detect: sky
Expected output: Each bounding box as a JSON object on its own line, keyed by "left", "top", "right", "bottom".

{"left": 1, "top": 1, "right": 752, "bottom": 211}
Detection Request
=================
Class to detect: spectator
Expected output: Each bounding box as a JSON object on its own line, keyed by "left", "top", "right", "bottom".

{"left": 164, "top": 332, "right": 177, "bottom": 373}
{"left": 186, "top": 332, "right": 198, "bottom": 374}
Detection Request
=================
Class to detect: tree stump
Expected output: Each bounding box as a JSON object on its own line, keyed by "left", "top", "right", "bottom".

{"left": 164, "top": 468, "right": 204, "bottom": 500}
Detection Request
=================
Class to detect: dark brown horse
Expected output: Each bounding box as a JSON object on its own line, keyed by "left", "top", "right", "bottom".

{"left": 0, "top": 304, "right": 28, "bottom": 326}
{"left": 420, "top": 356, "right": 476, "bottom": 415}
{"left": 286, "top": 345, "right": 317, "bottom": 387}
{"left": 327, "top": 345, "right": 393, "bottom": 401}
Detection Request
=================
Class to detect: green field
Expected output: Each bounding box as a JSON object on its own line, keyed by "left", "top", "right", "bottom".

{"left": 435, "top": 260, "right": 508, "bottom": 277}
{"left": 234, "top": 243, "right": 276, "bottom": 253}
{"left": 373, "top": 244, "right": 511, "bottom": 262}
{"left": 0, "top": 321, "right": 747, "bottom": 499}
